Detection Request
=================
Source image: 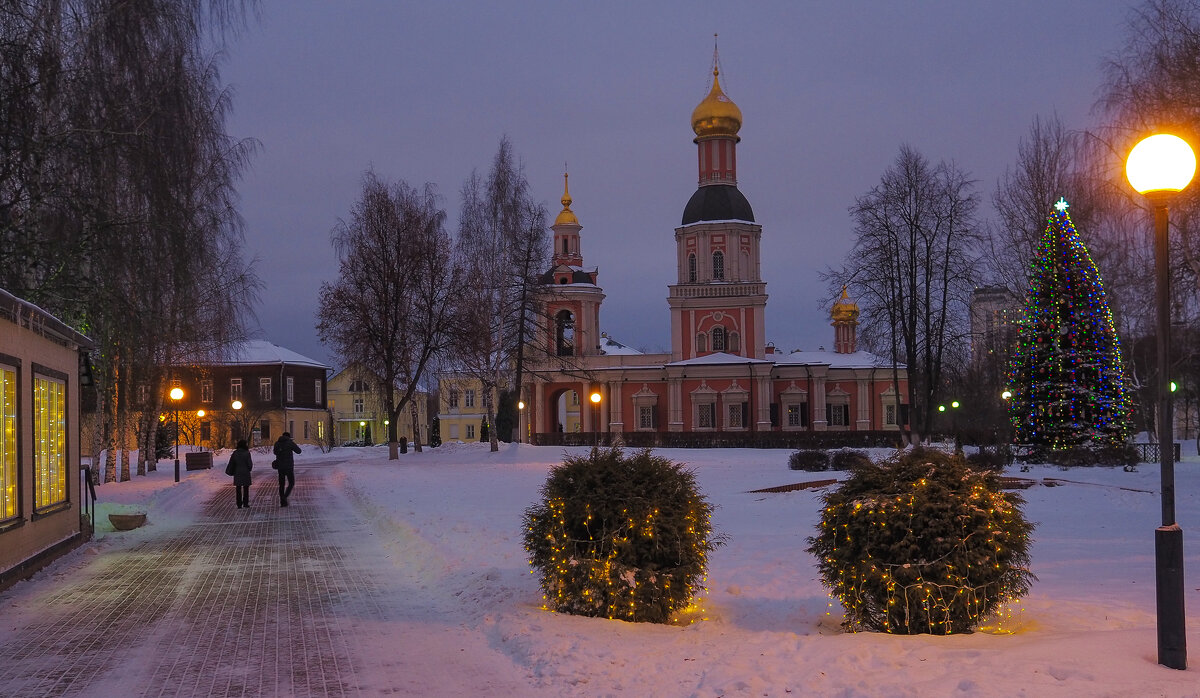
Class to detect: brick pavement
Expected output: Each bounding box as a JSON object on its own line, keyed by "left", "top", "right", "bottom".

{"left": 0, "top": 466, "right": 396, "bottom": 697}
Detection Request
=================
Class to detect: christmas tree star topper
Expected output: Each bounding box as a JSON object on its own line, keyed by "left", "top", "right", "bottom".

{"left": 1054, "top": 197, "right": 1069, "bottom": 212}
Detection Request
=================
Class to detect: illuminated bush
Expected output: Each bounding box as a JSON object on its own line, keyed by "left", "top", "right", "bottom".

{"left": 523, "top": 448, "right": 720, "bottom": 623}
{"left": 807, "top": 448, "right": 1035, "bottom": 634}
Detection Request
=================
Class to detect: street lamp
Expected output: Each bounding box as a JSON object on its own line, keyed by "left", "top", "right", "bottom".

{"left": 518, "top": 400, "right": 526, "bottom": 444}
{"left": 590, "top": 391, "right": 602, "bottom": 447}
{"left": 169, "top": 387, "right": 183, "bottom": 482}
{"left": 1127, "top": 132, "right": 1196, "bottom": 671}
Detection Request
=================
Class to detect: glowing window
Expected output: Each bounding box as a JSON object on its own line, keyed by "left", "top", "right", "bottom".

{"left": 1, "top": 365, "right": 16, "bottom": 521}
{"left": 34, "top": 375, "right": 67, "bottom": 511}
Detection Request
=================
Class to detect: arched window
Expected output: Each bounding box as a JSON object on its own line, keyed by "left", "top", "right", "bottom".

{"left": 563, "top": 238, "right": 569, "bottom": 255}
{"left": 729, "top": 332, "right": 740, "bottom": 353}
{"left": 688, "top": 254, "right": 697, "bottom": 282}
{"left": 696, "top": 333, "right": 707, "bottom": 353}
{"left": 555, "top": 309, "right": 575, "bottom": 356}
{"left": 712, "top": 326, "right": 726, "bottom": 351}
{"left": 712, "top": 251, "right": 725, "bottom": 280}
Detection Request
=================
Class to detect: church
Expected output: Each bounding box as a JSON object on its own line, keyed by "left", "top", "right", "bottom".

{"left": 520, "top": 60, "right": 907, "bottom": 446}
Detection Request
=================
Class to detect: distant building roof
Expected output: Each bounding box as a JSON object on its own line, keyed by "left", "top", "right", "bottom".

{"left": 220, "top": 340, "right": 330, "bottom": 369}
{"left": 774, "top": 349, "right": 899, "bottom": 370}
{"left": 599, "top": 335, "right": 643, "bottom": 356}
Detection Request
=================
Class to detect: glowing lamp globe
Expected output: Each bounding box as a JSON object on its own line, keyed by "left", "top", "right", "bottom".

{"left": 590, "top": 392, "right": 601, "bottom": 404}
{"left": 231, "top": 400, "right": 242, "bottom": 410}
{"left": 1126, "top": 134, "right": 1196, "bottom": 196}
{"left": 169, "top": 387, "right": 183, "bottom": 400}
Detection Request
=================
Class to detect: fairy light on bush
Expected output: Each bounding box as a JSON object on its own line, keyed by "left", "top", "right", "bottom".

{"left": 523, "top": 448, "right": 721, "bottom": 624}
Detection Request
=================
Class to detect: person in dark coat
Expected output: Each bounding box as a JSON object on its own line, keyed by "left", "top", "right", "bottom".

{"left": 272, "top": 431, "right": 302, "bottom": 507}
{"left": 228, "top": 440, "right": 254, "bottom": 508}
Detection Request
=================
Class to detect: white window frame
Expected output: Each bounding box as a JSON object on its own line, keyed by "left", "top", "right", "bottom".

{"left": 286, "top": 376, "right": 294, "bottom": 403}
{"left": 259, "top": 377, "right": 272, "bottom": 402}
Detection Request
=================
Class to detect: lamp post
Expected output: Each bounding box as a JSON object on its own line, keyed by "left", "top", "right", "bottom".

{"left": 590, "top": 391, "right": 602, "bottom": 447}
{"left": 231, "top": 399, "right": 243, "bottom": 446}
{"left": 1127, "top": 132, "right": 1196, "bottom": 670}
{"left": 170, "top": 387, "right": 183, "bottom": 482}
{"left": 517, "top": 400, "right": 526, "bottom": 444}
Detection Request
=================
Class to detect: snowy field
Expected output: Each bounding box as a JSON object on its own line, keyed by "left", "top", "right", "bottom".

{"left": 21, "top": 442, "right": 1200, "bottom": 696}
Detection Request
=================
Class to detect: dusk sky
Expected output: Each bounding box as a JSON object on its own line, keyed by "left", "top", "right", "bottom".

{"left": 221, "top": 1, "right": 1134, "bottom": 369}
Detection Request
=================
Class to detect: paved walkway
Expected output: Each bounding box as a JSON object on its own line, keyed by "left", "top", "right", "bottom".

{"left": 0, "top": 466, "right": 400, "bottom": 697}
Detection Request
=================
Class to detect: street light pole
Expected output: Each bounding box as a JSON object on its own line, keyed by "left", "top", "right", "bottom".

{"left": 590, "top": 391, "right": 602, "bottom": 447}
{"left": 1127, "top": 133, "right": 1196, "bottom": 670}
{"left": 170, "top": 387, "right": 183, "bottom": 482}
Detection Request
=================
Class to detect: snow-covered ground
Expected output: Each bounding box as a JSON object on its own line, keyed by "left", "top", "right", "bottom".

{"left": 28, "top": 442, "right": 1200, "bottom": 695}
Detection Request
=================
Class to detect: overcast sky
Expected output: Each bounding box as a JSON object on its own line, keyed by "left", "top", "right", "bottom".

{"left": 220, "top": 1, "right": 1135, "bottom": 368}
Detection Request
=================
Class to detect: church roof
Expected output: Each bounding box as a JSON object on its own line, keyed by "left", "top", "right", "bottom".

{"left": 599, "top": 335, "right": 643, "bottom": 356}
{"left": 774, "top": 349, "right": 900, "bottom": 370}
{"left": 681, "top": 184, "right": 755, "bottom": 224}
{"left": 667, "top": 351, "right": 772, "bottom": 366}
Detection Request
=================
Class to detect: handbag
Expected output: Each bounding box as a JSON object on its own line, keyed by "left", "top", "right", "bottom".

{"left": 225, "top": 460, "right": 236, "bottom": 476}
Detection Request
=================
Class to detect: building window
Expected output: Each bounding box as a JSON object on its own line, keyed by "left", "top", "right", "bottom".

{"left": 712, "top": 326, "right": 726, "bottom": 351}
{"left": 34, "top": 375, "right": 66, "bottom": 511}
{"left": 727, "top": 402, "right": 744, "bottom": 429}
{"left": 787, "top": 403, "right": 801, "bottom": 427}
{"left": 639, "top": 406, "right": 654, "bottom": 429}
{"left": 315, "top": 380, "right": 323, "bottom": 405}
{"left": 259, "top": 377, "right": 272, "bottom": 401}
{"left": 696, "top": 333, "right": 707, "bottom": 353}
{"left": 885, "top": 404, "right": 897, "bottom": 426}
{"left": 200, "top": 421, "right": 212, "bottom": 441}
{"left": 570, "top": 390, "right": 579, "bottom": 406}
{"left": 201, "top": 380, "right": 213, "bottom": 403}
{"left": 353, "top": 396, "right": 364, "bottom": 414}
{"left": 230, "top": 378, "right": 243, "bottom": 402}
{"left": 466, "top": 424, "right": 475, "bottom": 439}
{"left": 697, "top": 403, "right": 715, "bottom": 429}
{"left": 688, "top": 254, "right": 697, "bottom": 282}
{"left": 0, "top": 365, "right": 16, "bottom": 522}
{"left": 555, "top": 309, "right": 575, "bottom": 357}
{"left": 318, "top": 419, "right": 325, "bottom": 440}
{"left": 563, "top": 238, "right": 569, "bottom": 255}
{"left": 712, "top": 251, "right": 725, "bottom": 280}
{"left": 259, "top": 420, "right": 271, "bottom": 441}
{"left": 827, "top": 403, "right": 849, "bottom": 427}
{"left": 449, "top": 389, "right": 459, "bottom": 409}
{"left": 286, "top": 376, "right": 294, "bottom": 403}
{"left": 303, "top": 421, "right": 310, "bottom": 439}
{"left": 729, "top": 332, "right": 740, "bottom": 353}
{"left": 449, "top": 424, "right": 459, "bottom": 440}
{"left": 350, "top": 379, "right": 370, "bottom": 392}
{"left": 465, "top": 390, "right": 475, "bottom": 408}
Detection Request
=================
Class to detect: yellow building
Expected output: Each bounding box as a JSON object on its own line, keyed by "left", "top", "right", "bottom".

{"left": 436, "top": 372, "right": 507, "bottom": 442}
{"left": 327, "top": 365, "right": 428, "bottom": 446}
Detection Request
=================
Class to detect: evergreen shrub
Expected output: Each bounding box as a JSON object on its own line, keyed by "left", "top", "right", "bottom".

{"left": 807, "top": 448, "right": 1035, "bottom": 634}
{"left": 788, "top": 449, "right": 830, "bottom": 471}
{"left": 831, "top": 449, "right": 872, "bottom": 471}
{"left": 965, "top": 449, "right": 1007, "bottom": 471}
{"left": 523, "top": 448, "right": 721, "bottom": 623}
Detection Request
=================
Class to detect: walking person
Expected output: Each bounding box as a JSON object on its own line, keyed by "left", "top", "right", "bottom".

{"left": 272, "top": 431, "right": 302, "bottom": 507}
{"left": 227, "top": 439, "right": 253, "bottom": 508}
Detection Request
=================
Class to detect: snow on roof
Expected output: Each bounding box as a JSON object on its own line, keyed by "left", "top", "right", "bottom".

{"left": 667, "top": 351, "right": 773, "bottom": 366}
{"left": 774, "top": 349, "right": 901, "bottom": 370}
{"left": 222, "top": 340, "right": 330, "bottom": 369}
{"left": 599, "top": 335, "right": 643, "bottom": 356}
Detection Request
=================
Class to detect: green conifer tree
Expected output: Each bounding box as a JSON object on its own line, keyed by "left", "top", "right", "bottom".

{"left": 1008, "top": 198, "right": 1131, "bottom": 449}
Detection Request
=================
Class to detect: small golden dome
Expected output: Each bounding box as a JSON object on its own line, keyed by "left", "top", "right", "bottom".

{"left": 554, "top": 172, "right": 579, "bottom": 226}
{"left": 691, "top": 67, "right": 742, "bottom": 139}
{"left": 831, "top": 286, "right": 859, "bottom": 322}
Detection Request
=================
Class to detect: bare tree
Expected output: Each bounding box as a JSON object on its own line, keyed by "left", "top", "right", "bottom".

{"left": 831, "top": 145, "right": 983, "bottom": 444}
{"left": 316, "top": 171, "right": 457, "bottom": 460}
{"left": 454, "top": 137, "right": 547, "bottom": 451}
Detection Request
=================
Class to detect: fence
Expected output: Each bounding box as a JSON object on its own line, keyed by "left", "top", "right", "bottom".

{"left": 532, "top": 430, "right": 906, "bottom": 450}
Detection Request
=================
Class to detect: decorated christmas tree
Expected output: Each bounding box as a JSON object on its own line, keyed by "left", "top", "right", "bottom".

{"left": 1007, "top": 198, "right": 1131, "bottom": 450}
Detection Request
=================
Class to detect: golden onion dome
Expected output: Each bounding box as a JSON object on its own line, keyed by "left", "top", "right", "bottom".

{"left": 553, "top": 172, "right": 579, "bottom": 226}
{"left": 691, "top": 67, "right": 742, "bottom": 139}
{"left": 831, "top": 286, "right": 860, "bottom": 322}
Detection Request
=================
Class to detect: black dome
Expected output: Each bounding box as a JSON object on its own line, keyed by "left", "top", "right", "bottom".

{"left": 681, "top": 185, "right": 755, "bottom": 225}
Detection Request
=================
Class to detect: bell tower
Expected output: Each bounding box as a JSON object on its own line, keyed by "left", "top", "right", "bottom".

{"left": 667, "top": 48, "right": 767, "bottom": 362}
{"left": 541, "top": 172, "right": 605, "bottom": 358}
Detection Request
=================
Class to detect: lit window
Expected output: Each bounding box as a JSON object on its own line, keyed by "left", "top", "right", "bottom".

{"left": 34, "top": 376, "right": 66, "bottom": 511}
{"left": 1, "top": 365, "right": 16, "bottom": 521}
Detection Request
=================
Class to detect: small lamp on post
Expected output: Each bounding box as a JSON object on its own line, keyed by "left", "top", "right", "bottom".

{"left": 169, "top": 387, "right": 183, "bottom": 482}
{"left": 589, "top": 391, "right": 602, "bottom": 447}
{"left": 1127, "top": 132, "right": 1196, "bottom": 670}
{"left": 518, "top": 400, "right": 526, "bottom": 444}
{"left": 231, "top": 400, "right": 243, "bottom": 446}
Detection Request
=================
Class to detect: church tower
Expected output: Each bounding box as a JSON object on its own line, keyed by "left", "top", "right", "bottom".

{"left": 668, "top": 51, "right": 767, "bottom": 361}
{"left": 540, "top": 173, "right": 605, "bottom": 358}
